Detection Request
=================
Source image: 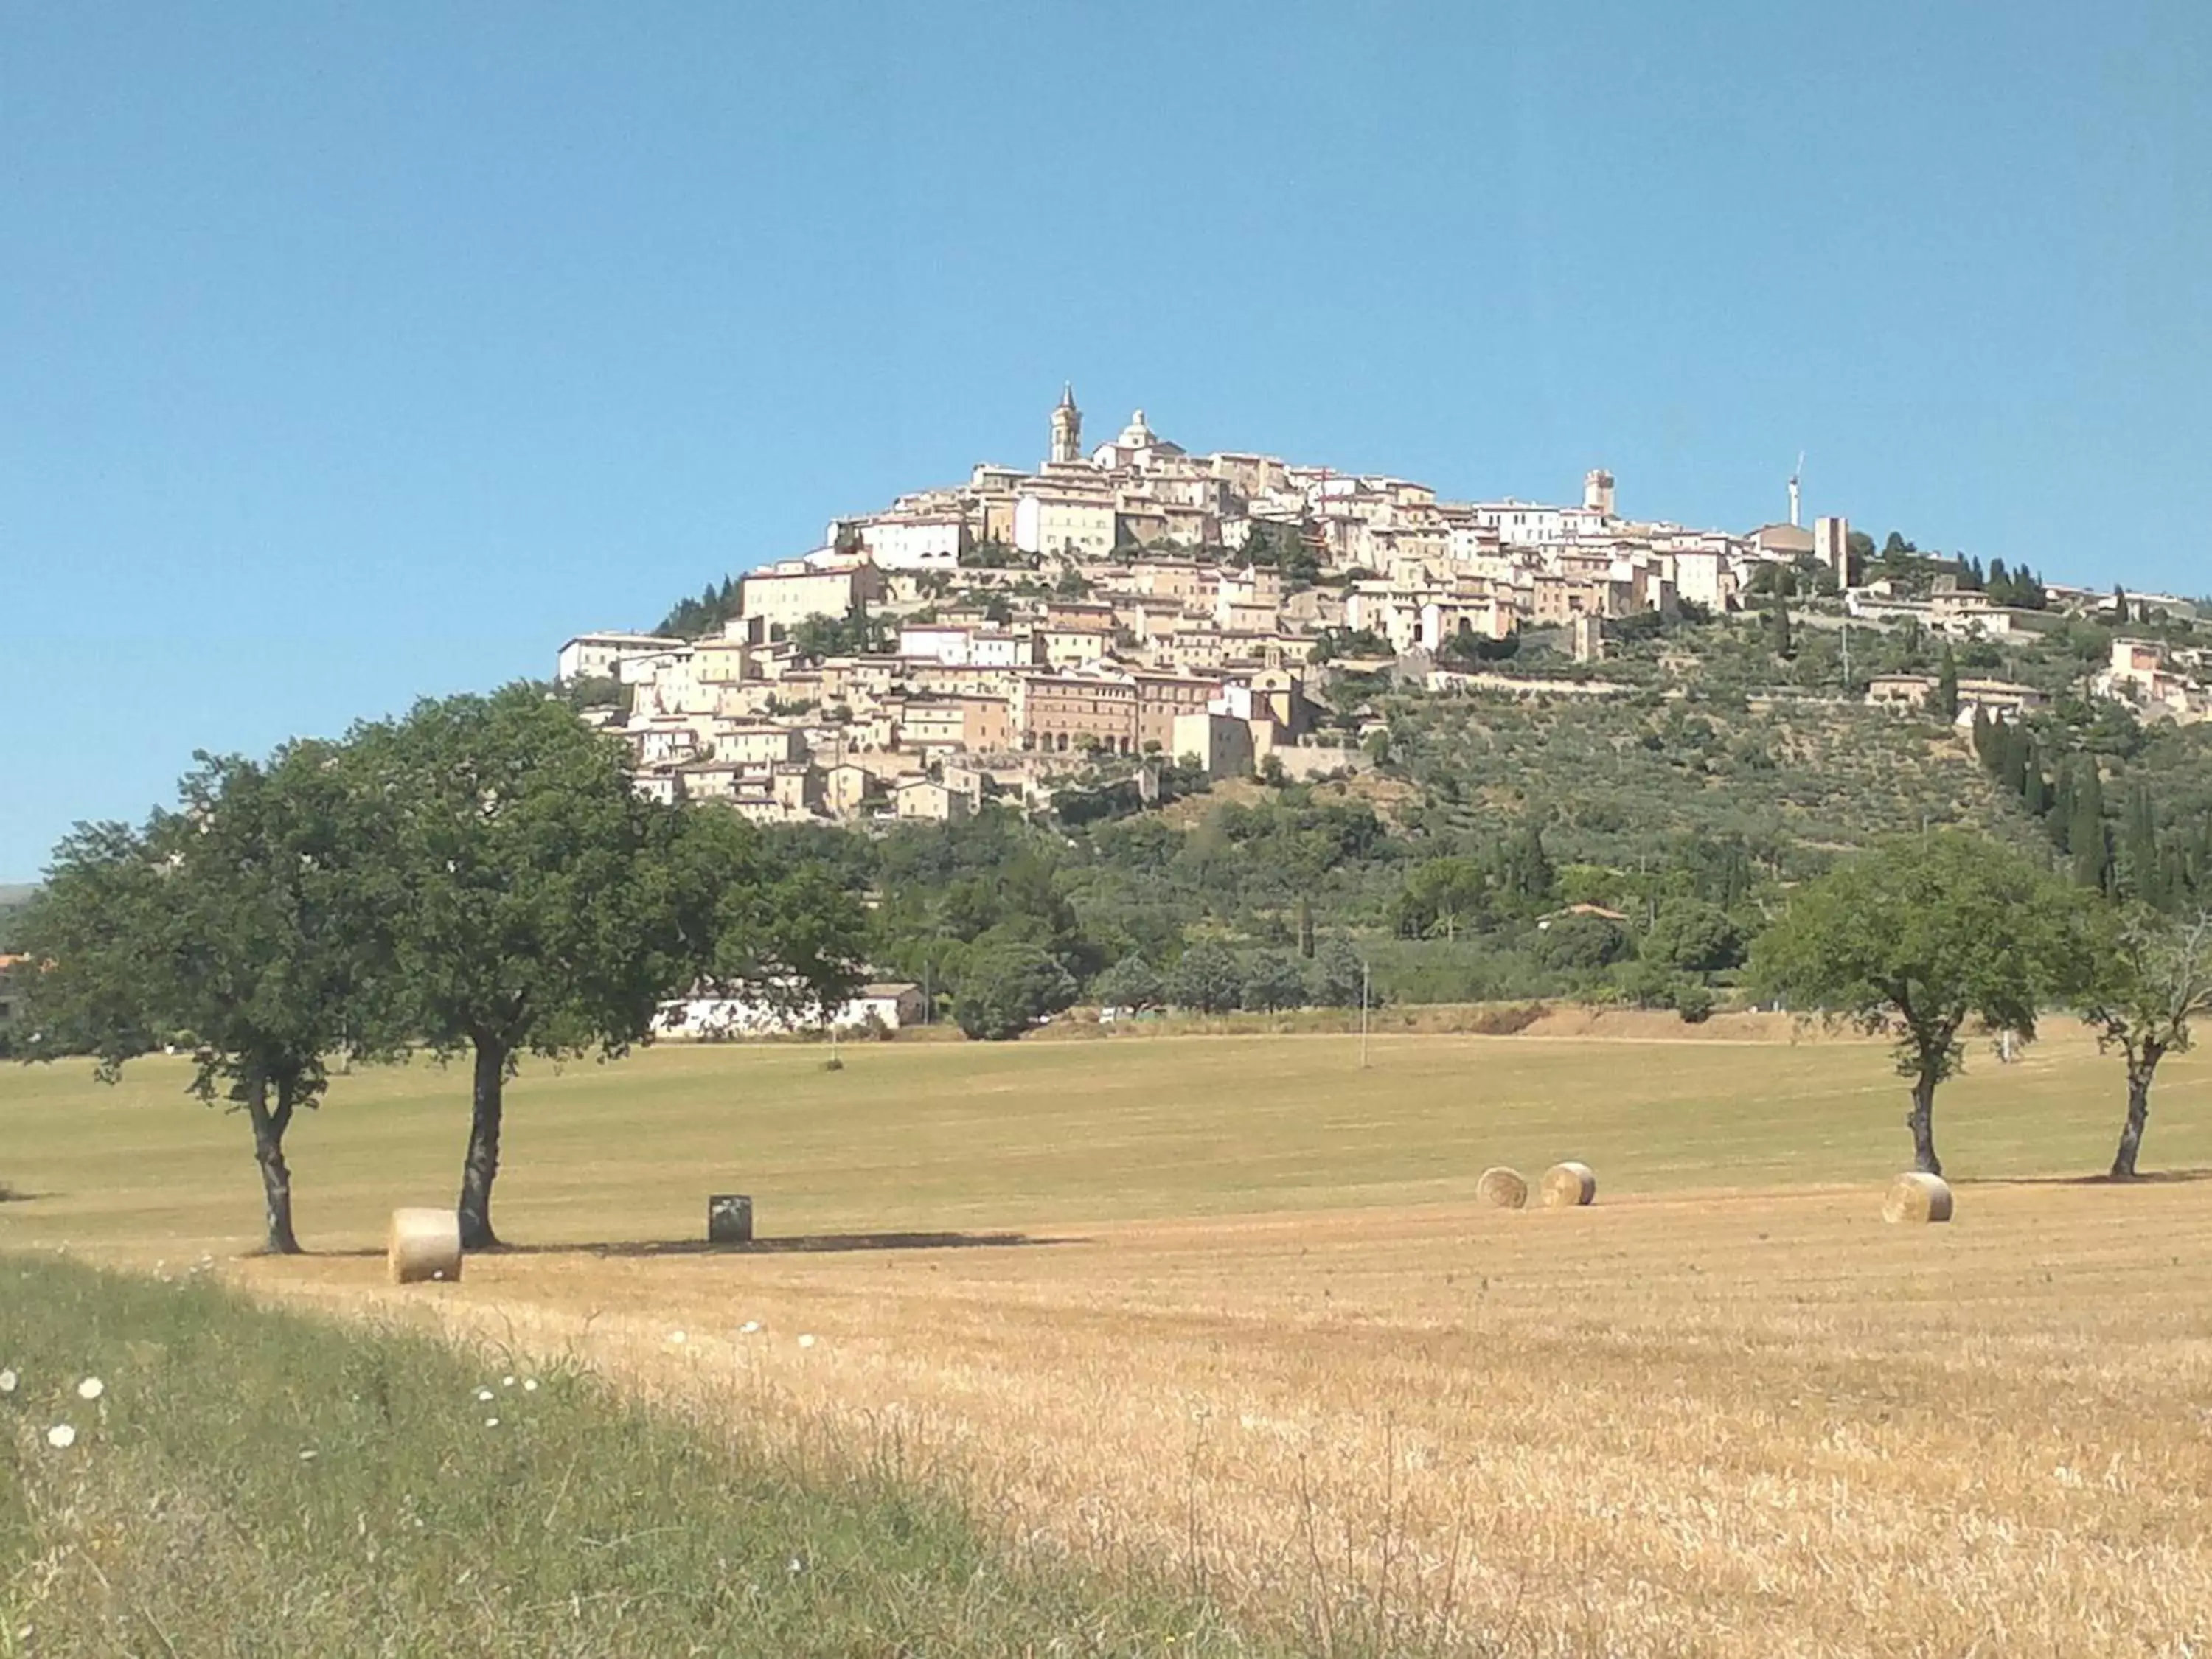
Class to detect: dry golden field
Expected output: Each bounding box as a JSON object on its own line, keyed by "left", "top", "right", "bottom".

{"left": 6, "top": 1021, "right": 2212, "bottom": 1655}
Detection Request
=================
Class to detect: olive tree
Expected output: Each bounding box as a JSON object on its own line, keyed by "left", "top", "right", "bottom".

{"left": 1751, "top": 832, "right": 2081, "bottom": 1175}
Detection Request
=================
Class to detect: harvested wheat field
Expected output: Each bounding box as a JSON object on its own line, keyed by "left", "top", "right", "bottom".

{"left": 7, "top": 1026, "right": 2212, "bottom": 1655}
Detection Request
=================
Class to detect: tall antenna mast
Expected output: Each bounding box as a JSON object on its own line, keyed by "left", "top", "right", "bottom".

{"left": 1788, "top": 451, "right": 1805, "bottom": 529}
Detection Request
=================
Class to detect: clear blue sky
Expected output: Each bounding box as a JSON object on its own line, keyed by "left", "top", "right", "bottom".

{"left": 5, "top": 1, "right": 2208, "bottom": 878}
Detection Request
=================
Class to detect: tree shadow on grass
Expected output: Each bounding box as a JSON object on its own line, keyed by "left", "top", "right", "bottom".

{"left": 319, "top": 1231, "right": 1082, "bottom": 1260}
{"left": 1958, "top": 1168, "right": 2212, "bottom": 1187}
{"left": 526, "top": 1231, "right": 1084, "bottom": 1258}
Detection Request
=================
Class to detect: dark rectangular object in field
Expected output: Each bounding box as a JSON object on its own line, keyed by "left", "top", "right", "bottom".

{"left": 708, "top": 1194, "right": 754, "bottom": 1244}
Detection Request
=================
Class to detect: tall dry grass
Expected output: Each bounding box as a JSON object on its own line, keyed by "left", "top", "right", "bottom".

{"left": 241, "top": 1178, "right": 2212, "bottom": 1657}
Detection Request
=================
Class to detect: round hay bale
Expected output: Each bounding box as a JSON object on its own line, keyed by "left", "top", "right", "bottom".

{"left": 1475, "top": 1166, "right": 1528, "bottom": 1209}
{"left": 1882, "top": 1172, "right": 1953, "bottom": 1225}
{"left": 388, "top": 1208, "right": 462, "bottom": 1284}
{"left": 1538, "top": 1161, "right": 1597, "bottom": 1208}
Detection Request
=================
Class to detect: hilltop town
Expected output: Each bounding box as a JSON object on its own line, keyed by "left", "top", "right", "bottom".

{"left": 556, "top": 389, "right": 2211, "bottom": 826}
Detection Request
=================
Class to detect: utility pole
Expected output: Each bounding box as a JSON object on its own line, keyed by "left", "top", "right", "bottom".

{"left": 1360, "top": 956, "right": 1371, "bottom": 1071}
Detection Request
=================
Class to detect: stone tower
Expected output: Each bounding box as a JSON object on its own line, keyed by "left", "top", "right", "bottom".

{"left": 1049, "top": 383, "right": 1082, "bottom": 466}
{"left": 1582, "top": 467, "right": 1615, "bottom": 518}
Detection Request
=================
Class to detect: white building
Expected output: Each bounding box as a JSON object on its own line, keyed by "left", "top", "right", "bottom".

{"left": 1090, "top": 409, "right": 1188, "bottom": 474}
{"left": 557, "top": 632, "right": 686, "bottom": 683}
{"left": 660, "top": 981, "right": 928, "bottom": 1038}
{"left": 840, "top": 512, "right": 968, "bottom": 571}
{"left": 899, "top": 624, "right": 973, "bottom": 664}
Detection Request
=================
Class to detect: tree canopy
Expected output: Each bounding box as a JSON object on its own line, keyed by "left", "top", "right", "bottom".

{"left": 343, "top": 687, "right": 703, "bottom": 1248}
{"left": 2079, "top": 908, "right": 2212, "bottom": 1178}
{"left": 1752, "top": 832, "right": 2085, "bottom": 1173}
{"left": 16, "top": 742, "right": 386, "bottom": 1252}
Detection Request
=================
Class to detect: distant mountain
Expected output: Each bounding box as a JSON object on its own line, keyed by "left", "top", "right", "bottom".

{"left": 0, "top": 883, "right": 38, "bottom": 911}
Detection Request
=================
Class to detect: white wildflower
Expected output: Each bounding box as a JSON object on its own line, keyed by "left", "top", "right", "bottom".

{"left": 77, "top": 1377, "right": 104, "bottom": 1401}
{"left": 0, "top": 1368, "right": 16, "bottom": 1394}
{"left": 476, "top": 1387, "right": 495, "bottom": 1402}
{"left": 796, "top": 1333, "right": 816, "bottom": 1349}
{"left": 484, "top": 1416, "right": 501, "bottom": 1429}
{"left": 46, "top": 1424, "right": 76, "bottom": 1450}
{"left": 740, "top": 1321, "right": 760, "bottom": 1335}
{"left": 668, "top": 1329, "right": 686, "bottom": 1345}
{"left": 299, "top": 1450, "right": 318, "bottom": 1462}
{"left": 522, "top": 1378, "right": 539, "bottom": 1393}
{"left": 501, "top": 1375, "right": 515, "bottom": 1388}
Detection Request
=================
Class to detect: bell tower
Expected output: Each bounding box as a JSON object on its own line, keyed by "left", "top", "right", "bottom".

{"left": 1049, "top": 383, "right": 1082, "bottom": 466}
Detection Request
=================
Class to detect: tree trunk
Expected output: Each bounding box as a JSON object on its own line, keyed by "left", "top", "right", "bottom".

{"left": 457, "top": 1035, "right": 507, "bottom": 1251}
{"left": 245, "top": 1074, "right": 302, "bottom": 1256}
{"left": 2110, "top": 1057, "right": 2158, "bottom": 1180}
{"left": 1905, "top": 1074, "right": 1942, "bottom": 1177}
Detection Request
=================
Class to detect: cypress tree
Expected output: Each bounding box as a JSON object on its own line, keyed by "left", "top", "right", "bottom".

{"left": 2121, "top": 782, "right": 2161, "bottom": 908}
{"left": 2022, "top": 742, "right": 2049, "bottom": 818}
{"left": 1771, "top": 592, "right": 1794, "bottom": 658}
{"left": 2070, "top": 764, "right": 2110, "bottom": 891}
{"left": 2000, "top": 722, "right": 2029, "bottom": 798}
{"left": 2049, "top": 757, "right": 2076, "bottom": 851}
{"left": 1935, "top": 644, "right": 1961, "bottom": 723}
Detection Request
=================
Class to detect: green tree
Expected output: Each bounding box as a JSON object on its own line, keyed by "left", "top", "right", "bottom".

{"left": 1498, "top": 823, "right": 1555, "bottom": 911}
{"left": 2118, "top": 782, "right": 2163, "bottom": 910}
{"left": 2021, "top": 740, "right": 2050, "bottom": 818}
{"left": 1844, "top": 529, "right": 1875, "bottom": 582}
{"left": 2048, "top": 756, "right": 2076, "bottom": 849}
{"left": 1165, "top": 941, "right": 1245, "bottom": 1014}
{"left": 1999, "top": 721, "right": 2029, "bottom": 797}
{"left": 1644, "top": 899, "right": 1746, "bottom": 975}
{"left": 1239, "top": 949, "right": 1308, "bottom": 1013}
{"left": 668, "top": 808, "right": 869, "bottom": 1030}
{"left": 1770, "top": 591, "right": 1794, "bottom": 658}
{"left": 1308, "top": 936, "right": 1367, "bottom": 1009}
{"left": 1534, "top": 912, "right": 1629, "bottom": 973}
{"left": 18, "top": 744, "right": 381, "bottom": 1253}
{"left": 1092, "top": 953, "right": 1164, "bottom": 1012}
{"left": 2070, "top": 762, "right": 2110, "bottom": 891}
{"left": 1934, "top": 644, "right": 1961, "bottom": 723}
{"left": 790, "top": 599, "right": 891, "bottom": 660}
{"left": 347, "top": 688, "right": 694, "bottom": 1250}
{"left": 1391, "top": 856, "right": 1488, "bottom": 941}
{"left": 2081, "top": 909, "right": 2212, "bottom": 1179}
{"left": 953, "top": 945, "right": 1076, "bottom": 1040}
{"left": 1750, "top": 832, "right": 2081, "bottom": 1175}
